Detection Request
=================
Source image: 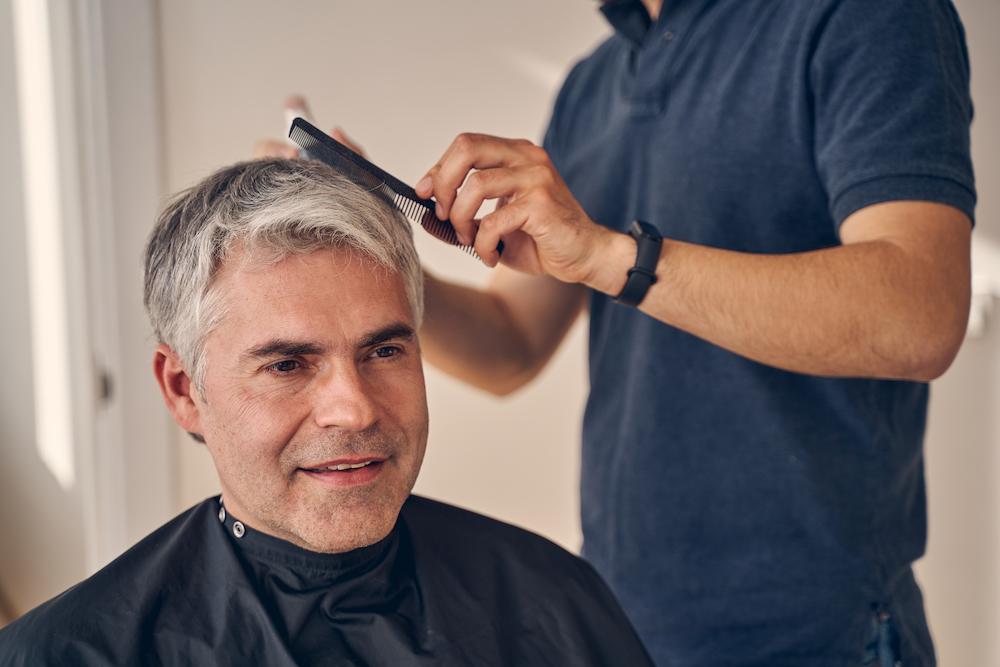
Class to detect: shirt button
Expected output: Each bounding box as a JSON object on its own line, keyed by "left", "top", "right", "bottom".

{"left": 663, "top": 30, "right": 674, "bottom": 41}
{"left": 218, "top": 506, "right": 226, "bottom": 523}
{"left": 233, "top": 521, "right": 245, "bottom": 538}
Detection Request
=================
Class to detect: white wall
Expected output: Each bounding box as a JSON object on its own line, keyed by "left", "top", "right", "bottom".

{"left": 96, "top": 0, "right": 175, "bottom": 550}
{"left": 0, "top": 0, "right": 88, "bottom": 617}
{"left": 1, "top": 0, "right": 177, "bottom": 619}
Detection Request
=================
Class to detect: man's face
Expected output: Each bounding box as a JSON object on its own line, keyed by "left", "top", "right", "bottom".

{"left": 190, "top": 246, "right": 427, "bottom": 553}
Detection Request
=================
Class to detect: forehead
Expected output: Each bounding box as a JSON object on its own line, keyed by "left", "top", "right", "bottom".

{"left": 209, "top": 246, "right": 412, "bottom": 350}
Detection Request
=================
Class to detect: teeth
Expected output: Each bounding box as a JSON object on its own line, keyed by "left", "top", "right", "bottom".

{"left": 320, "top": 461, "right": 375, "bottom": 472}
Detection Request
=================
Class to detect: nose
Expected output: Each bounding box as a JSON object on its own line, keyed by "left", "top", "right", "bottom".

{"left": 311, "top": 362, "right": 379, "bottom": 432}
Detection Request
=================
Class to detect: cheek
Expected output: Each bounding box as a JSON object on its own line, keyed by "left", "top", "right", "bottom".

{"left": 374, "top": 368, "right": 428, "bottom": 438}
{"left": 201, "top": 387, "right": 308, "bottom": 473}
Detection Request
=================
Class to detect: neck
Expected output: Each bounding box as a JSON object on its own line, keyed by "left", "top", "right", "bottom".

{"left": 642, "top": 0, "right": 662, "bottom": 21}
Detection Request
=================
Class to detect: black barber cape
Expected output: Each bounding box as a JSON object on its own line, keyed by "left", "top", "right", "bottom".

{"left": 0, "top": 495, "right": 652, "bottom": 666}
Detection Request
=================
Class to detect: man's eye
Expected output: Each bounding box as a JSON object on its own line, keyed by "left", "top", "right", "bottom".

{"left": 371, "top": 346, "right": 401, "bottom": 359}
{"left": 267, "top": 359, "right": 302, "bottom": 374}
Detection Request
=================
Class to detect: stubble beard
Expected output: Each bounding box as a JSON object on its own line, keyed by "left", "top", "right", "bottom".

{"left": 245, "top": 426, "right": 419, "bottom": 553}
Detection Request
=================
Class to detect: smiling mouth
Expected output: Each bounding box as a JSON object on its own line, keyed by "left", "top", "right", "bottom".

{"left": 299, "top": 459, "right": 386, "bottom": 488}
{"left": 302, "top": 460, "right": 379, "bottom": 473}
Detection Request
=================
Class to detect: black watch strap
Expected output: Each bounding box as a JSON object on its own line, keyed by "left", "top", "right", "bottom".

{"left": 614, "top": 220, "right": 663, "bottom": 307}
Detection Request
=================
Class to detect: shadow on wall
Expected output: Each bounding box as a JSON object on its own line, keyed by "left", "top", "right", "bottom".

{"left": 0, "top": 586, "right": 14, "bottom": 627}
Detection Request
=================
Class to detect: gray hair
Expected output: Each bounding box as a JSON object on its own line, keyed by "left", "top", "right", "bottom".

{"left": 143, "top": 158, "right": 423, "bottom": 390}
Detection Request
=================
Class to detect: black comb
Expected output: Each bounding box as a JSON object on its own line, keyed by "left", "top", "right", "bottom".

{"left": 288, "top": 117, "right": 501, "bottom": 259}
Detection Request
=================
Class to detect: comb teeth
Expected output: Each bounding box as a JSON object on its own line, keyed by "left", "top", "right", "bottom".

{"left": 288, "top": 120, "right": 481, "bottom": 259}
{"left": 390, "top": 191, "right": 477, "bottom": 257}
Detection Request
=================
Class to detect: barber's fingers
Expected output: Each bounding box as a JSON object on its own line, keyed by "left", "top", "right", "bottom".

{"left": 255, "top": 131, "right": 365, "bottom": 161}
{"left": 254, "top": 139, "right": 299, "bottom": 160}
{"left": 474, "top": 199, "right": 536, "bottom": 268}
{"left": 280, "top": 94, "right": 369, "bottom": 159}
{"left": 448, "top": 166, "right": 541, "bottom": 243}
{"left": 284, "top": 94, "right": 312, "bottom": 116}
{"left": 415, "top": 134, "right": 543, "bottom": 220}
{"left": 283, "top": 94, "right": 314, "bottom": 147}
{"left": 330, "top": 127, "right": 367, "bottom": 157}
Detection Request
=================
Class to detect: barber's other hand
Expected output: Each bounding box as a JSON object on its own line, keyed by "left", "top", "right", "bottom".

{"left": 414, "top": 134, "right": 610, "bottom": 284}
{"left": 251, "top": 95, "right": 367, "bottom": 159}
{"left": 252, "top": 126, "right": 365, "bottom": 159}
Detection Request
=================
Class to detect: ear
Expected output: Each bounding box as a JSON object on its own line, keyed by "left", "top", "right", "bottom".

{"left": 152, "top": 344, "right": 205, "bottom": 441}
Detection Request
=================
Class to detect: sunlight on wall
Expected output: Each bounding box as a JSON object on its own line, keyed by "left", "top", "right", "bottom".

{"left": 12, "top": 0, "right": 75, "bottom": 490}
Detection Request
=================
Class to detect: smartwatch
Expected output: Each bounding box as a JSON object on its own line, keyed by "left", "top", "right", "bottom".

{"left": 614, "top": 220, "right": 663, "bottom": 307}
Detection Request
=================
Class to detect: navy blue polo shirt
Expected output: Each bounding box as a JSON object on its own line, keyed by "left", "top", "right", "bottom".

{"left": 543, "top": 1, "right": 975, "bottom": 665}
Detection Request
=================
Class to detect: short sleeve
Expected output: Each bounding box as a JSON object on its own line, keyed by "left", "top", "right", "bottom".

{"left": 810, "top": 0, "right": 976, "bottom": 228}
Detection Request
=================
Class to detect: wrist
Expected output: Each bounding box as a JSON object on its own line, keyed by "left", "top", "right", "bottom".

{"left": 581, "top": 228, "right": 636, "bottom": 296}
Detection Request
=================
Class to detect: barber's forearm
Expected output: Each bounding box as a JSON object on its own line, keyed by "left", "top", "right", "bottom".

{"left": 586, "top": 232, "right": 968, "bottom": 381}
{"left": 420, "top": 272, "right": 538, "bottom": 395}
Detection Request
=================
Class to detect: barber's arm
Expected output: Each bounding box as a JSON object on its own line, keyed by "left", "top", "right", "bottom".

{"left": 416, "top": 134, "right": 972, "bottom": 382}
{"left": 421, "top": 269, "right": 586, "bottom": 395}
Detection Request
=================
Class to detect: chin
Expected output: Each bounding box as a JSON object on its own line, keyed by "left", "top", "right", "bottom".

{"left": 297, "top": 500, "right": 401, "bottom": 554}
{"left": 306, "top": 530, "right": 391, "bottom": 554}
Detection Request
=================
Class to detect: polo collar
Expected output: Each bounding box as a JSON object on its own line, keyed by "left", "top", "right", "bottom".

{"left": 600, "top": 0, "right": 654, "bottom": 46}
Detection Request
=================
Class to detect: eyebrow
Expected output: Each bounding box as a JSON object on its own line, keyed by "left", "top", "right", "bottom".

{"left": 240, "top": 323, "right": 415, "bottom": 361}
{"left": 241, "top": 339, "right": 326, "bottom": 361}
{"left": 358, "top": 322, "right": 415, "bottom": 348}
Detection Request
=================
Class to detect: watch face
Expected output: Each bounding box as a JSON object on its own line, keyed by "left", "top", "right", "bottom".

{"left": 631, "top": 220, "right": 661, "bottom": 240}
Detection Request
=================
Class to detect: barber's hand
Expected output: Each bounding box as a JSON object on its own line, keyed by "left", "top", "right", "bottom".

{"left": 252, "top": 126, "right": 364, "bottom": 159}
{"left": 251, "top": 95, "right": 366, "bottom": 159}
{"left": 414, "top": 134, "right": 610, "bottom": 285}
